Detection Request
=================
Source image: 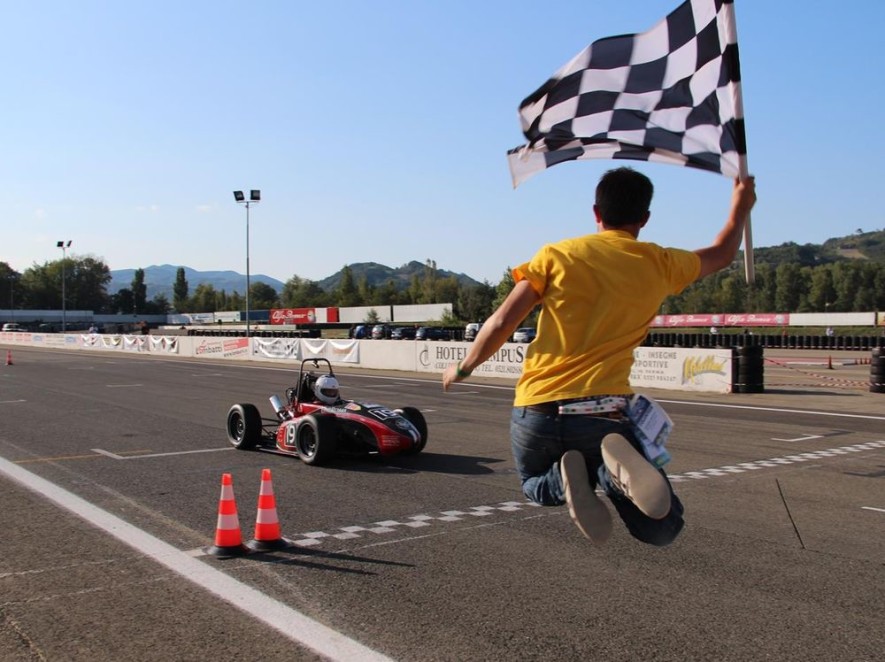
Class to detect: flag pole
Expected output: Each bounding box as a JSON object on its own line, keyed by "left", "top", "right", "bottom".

{"left": 725, "top": 1, "right": 754, "bottom": 285}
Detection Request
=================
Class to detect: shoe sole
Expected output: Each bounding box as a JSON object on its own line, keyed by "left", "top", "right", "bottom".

{"left": 560, "top": 450, "right": 612, "bottom": 544}
{"left": 601, "top": 434, "right": 671, "bottom": 519}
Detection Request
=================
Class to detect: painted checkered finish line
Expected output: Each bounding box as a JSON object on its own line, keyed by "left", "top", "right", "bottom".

{"left": 669, "top": 440, "right": 885, "bottom": 483}
{"left": 276, "top": 441, "right": 883, "bottom": 549}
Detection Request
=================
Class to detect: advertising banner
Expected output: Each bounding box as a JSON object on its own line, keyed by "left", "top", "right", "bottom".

{"left": 122, "top": 335, "right": 149, "bottom": 352}
{"left": 253, "top": 337, "right": 300, "bottom": 361}
{"left": 149, "top": 336, "right": 179, "bottom": 354}
{"left": 630, "top": 347, "right": 732, "bottom": 393}
{"left": 652, "top": 313, "right": 789, "bottom": 328}
{"left": 414, "top": 341, "right": 527, "bottom": 377}
{"left": 301, "top": 339, "right": 360, "bottom": 363}
{"left": 81, "top": 334, "right": 122, "bottom": 351}
{"left": 271, "top": 308, "right": 318, "bottom": 325}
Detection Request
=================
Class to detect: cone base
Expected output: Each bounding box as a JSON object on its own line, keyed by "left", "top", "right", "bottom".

{"left": 246, "top": 537, "right": 291, "bottom": 552}
{"left": 206, "top": 543, "right": 250, "bottom": 558}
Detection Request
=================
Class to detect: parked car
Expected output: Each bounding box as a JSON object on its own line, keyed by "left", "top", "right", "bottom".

{"left": 390, "top": 326, "right": 417, "bottom": 340}
{"left": 512, "top": 327, "right": 537, "bottom": 343}
{"left": 371, "top": 324, "right": 391, "bottom": 339}
{"left": 464, "top": 323, "right": 482, "bottom": 342}
{"left": 415, "top": 327, "right": 451, "bottom": 341}
{"left": 1, "top": 323, "right": 22, "bottom": 332}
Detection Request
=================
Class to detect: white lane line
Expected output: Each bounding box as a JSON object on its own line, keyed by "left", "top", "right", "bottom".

{"left": 0, "top": 456, "right": 393, "bottom": 662}
{"left": 92, "top": 447, "right": 233, "bottom": 460}
{"left": 771, "top": 434, "right": 822, "bottom": 443}
{"left": 861, "top": 507, "right": 885, "bottom": 513}
{"left": 106, "top": 384, "right": 143, "bottom": 388}
{"left": 0, "top": 399, "right": 26, "bottom": 404}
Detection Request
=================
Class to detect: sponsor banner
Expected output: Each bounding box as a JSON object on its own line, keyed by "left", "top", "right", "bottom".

{"left": 415, "top": 341, "right": 527, "bottom": 377}
{"left": 122, "top": 335, "right": 149, "bottom": 352}
{"left": 149, "top": 336, "right": 179, "bottom": 354}
{"left": 652, "top": 313, "right": 789, "bottom": 328}
{"left": 301, "top": 338, "right": 360, "bottom": 363}
{"left": 271, "top": 308, "right": 318, "bottom": 325}
{"left": 630, "top": 348, "right": 732, "bottom": 393}
{"left": 80, "top": 334, "right": 123, "bottom": 351}
{"left": 194, "top": 337, "right": 250, "bottom": 358}
{"left": 253, "top": 337, "right": 300, "bottom": 360}
{"left": 878, "top": 312, "right": 885, "bottom": 327}
{"left": 32, "top": 334, "right": 68, "bottom": 348}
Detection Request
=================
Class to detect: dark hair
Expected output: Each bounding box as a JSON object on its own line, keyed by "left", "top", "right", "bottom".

{"left": 594, "top": 167, "right": 653, "bottom": 227}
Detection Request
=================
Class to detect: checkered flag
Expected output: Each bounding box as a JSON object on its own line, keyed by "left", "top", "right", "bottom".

{"left": 507, "top": 0, "right": 746, "bottom": 188}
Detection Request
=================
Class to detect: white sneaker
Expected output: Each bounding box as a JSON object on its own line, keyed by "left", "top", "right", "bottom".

{"left": 560, "top": 450, "right": 612, "bottom": 544}
{"left": 601, "top": 434, "right": 671, "bottom": 519}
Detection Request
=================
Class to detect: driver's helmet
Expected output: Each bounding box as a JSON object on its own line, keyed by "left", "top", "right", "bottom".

{"left": 314, "top": 374, "right": 340, "bottom": 405}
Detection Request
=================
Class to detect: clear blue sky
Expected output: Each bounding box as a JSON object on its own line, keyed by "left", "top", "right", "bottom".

{"left": 2, "top": 1, "right": 883, "bottom": 286}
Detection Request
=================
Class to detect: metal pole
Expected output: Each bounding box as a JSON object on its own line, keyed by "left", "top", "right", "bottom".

{"left": 245, "top": 201, "right": 251, "bottom": 339}
{"left": 8, "top": 276, "right": 13, "bottom": 323}
{"left": 61, "top": 247, "right": 67, "bottom": 333}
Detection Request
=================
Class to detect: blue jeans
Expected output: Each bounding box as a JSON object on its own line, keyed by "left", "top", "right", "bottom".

{"left": 510, "top": 406, "right": 684, "bottom": 546}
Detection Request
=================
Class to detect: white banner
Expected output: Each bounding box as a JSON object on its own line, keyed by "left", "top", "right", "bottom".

{"left": 122, "top": 335, "right": 149, "bottom": 352}
{"left": 149, "top": 336, "right": 179, "bottom": 354}
{"left": 630, "top": 347, "right": 733, "bottom": 393}
{"left": 415, "top": 341, "right": 527, "bottom": 377}
{"left": 253, "top": 337, "right": 300, "bottom": 361}
{"left": 81, "top": 334, "right": 122, "bottom": 351}
{"left": 301, "top": 339, "right": 360, "bottom": 363}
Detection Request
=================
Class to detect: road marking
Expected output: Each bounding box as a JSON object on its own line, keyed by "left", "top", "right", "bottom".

{"left": 0, "top": 456, "right": 394, "bottom": 662}
{"left": 0, "top": 399, "right": 26, "bottom": 404}
{"left": 92, "top": 447, "right": 232, "bottom": 460}
{"left": 669, "top": 440, "right": 885, "bottom": 483}
{"left": 772, "top": 434, "right": 822, "bottom": 443}
{"left": 224, "top": 440, "right": 885, "bottom": 551}
{"left": 861, "top": 507, "right": 885, "bottom": 513}
{"left": 106, "top": 383, "right": 143, "bottom": 388}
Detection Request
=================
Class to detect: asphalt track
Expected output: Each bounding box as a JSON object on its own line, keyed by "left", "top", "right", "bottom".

{"left": 0, "top": 345, "right": 883, "bottom": 661}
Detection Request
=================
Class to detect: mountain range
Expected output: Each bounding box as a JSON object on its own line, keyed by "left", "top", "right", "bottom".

{"left": 108, "top": 230, "right": 885, "bottom": 300}
{"left": 108, "top": 261, "right": 484, "bottom": 301}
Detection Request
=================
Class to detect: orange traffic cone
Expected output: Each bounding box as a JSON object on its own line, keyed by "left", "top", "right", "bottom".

{"left": 206, "top": 473, "right": 248, "bottom": 558}
{"left": 5, "top": 350, "right": 12, "bottom": 366}
{"left": 247, "top": 468, "right": 289, "bottom": 551}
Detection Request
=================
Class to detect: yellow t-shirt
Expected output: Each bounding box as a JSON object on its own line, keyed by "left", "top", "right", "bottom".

{"left": 513, "top": 230, "right": 700, "bottom": 406}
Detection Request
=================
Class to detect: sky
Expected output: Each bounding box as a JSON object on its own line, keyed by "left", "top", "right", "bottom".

{"left": 2, "top": 1, "right": 884, "bottom": 287}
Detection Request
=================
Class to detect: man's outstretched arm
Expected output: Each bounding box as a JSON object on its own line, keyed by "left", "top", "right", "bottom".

{"left": 694, "top": 177, "right": 757, "bottom": 279}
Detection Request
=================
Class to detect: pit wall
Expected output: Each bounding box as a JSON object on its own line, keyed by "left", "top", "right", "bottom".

{"left": 2, "top": 331, "right": 735, "bottom": 393}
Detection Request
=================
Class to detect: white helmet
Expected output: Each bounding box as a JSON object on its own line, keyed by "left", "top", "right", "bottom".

{"left": 314, "top": 374, "right": 340, "bottom": 405}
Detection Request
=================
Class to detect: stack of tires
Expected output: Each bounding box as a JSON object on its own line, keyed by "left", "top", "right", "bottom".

{"left": 872, "top": 348, "right": 885, "bottom": 394}
{"left": 733, "top": 345, "right": 764, "bottom": 393}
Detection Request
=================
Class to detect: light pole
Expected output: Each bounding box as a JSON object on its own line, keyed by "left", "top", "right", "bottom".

{"left": 7, "top": 275, "right": 13, "bottom": 323}
{"left": 233, "top": 190, "right": 260, "bottom": 338}
{"left": 56, "top": 240, "right": 72, "bottom": 332}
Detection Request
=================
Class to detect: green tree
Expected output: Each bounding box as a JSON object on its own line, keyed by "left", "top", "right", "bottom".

{"left": 774, "top": 263, "right": 805, "bottom": 312}
{"left": 336, "top": 266, "right": 359, "bottom": 307}
{"left": 173, "top": 267, "right": 189, "bottom": 312}
{"left": 281, "top": 276, "right": 328, "bottom": 307}
{"left": 457, "top": 281, "right": 495, "bottom": 322}
{"left": 190, "top": 283, "right": 219, "bottom": 312}
{"left": 110, "top": 288, "right": 134, "bottom": 314}
{"left": 131, "top": 268, "right": 147, "bottom": 314}
{"left": 807, "top": 264, "right": 837, "bottom": 311}
{"left": 356, "top": 274, "right": 374, "bottom": 306}
{"left": 492, "top": 267, "right": 515, "bottom": 310}
{"left": 250, "top": 282, "right": 279, "bottom": 310}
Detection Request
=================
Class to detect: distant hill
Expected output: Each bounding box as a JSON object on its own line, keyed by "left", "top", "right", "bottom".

{"left": 749, "top": 229, "right": 885, "bottom": 268}
{"left": 110, "top": 232, "right": 883, "bottom": 300}
{"left": 316, "top": 261, "right": 483, "bottom": 292}
{"left": 108, "top": 265, "right": 285, "bottom": 301}
{"left": 108, "top": 261, "right": 483, "bottom": 300}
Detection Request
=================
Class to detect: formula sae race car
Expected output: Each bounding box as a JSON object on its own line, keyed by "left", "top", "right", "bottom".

{"left": 225, "top": 358, "right": 428, "bottom": 465}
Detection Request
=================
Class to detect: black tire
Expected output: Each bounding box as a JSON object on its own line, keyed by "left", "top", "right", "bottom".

{"left": 869, "top": 383, "right": 885, "bottom": 394}
{"left": 398, "top": 406, "right": 428, "bottom": 455}
{"left": 296, "top": 415, "right": 338, "bottom": 465}
{"left": 734, "top": 383, "right": 764, "bottom": 394}
{"left": 227, "top": 404, "right": 262, "bottom": 450}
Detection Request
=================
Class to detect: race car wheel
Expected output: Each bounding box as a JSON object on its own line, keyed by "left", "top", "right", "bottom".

{"left": 296, "top": 415, "right": 338, "bottom": 465}
{"left": 398, "top": 406, "right": 428, "bottom": 454}
{"left": 227, "top": 403, "right": 262, "bottom": 450}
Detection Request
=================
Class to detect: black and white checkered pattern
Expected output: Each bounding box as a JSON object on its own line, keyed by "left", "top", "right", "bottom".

{"left": 507, "top": 0, "right": 746, "bottom": 187}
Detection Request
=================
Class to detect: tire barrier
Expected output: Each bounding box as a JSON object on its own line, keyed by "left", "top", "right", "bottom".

{"left": 872, "top": 348, "right": 885, "bottom": 394}
{"left": 645, "top": 332, "right": 885, "bottom": 352}
{"left": 732, "top": 345, "right": 764, "bottom": 394}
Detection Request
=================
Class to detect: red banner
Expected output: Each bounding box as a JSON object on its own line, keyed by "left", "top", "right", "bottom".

{"left": 652, "top": 313, "right": 790, "bottom": 328}
{"left": 270, "top": 308, "right": 317, "bottom": 325}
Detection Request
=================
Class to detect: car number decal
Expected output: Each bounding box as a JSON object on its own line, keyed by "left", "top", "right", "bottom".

{"left": 284, "top": 423, "right": 297, "bottom": 447}
{"left": 368, "top": 407, "right": 399, "bottom": 421}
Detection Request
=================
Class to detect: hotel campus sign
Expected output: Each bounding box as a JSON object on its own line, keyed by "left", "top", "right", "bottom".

{"left": 652, "top": 313, "right": 789, "bottom": 328}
